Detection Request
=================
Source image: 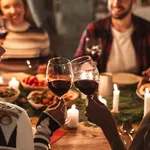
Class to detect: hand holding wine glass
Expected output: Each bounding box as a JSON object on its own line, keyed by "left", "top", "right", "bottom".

{"left": 46, "top": 57, "right": 73, "bottom": 123}
{"left": 85, "top": 37, "right": 102, "bottom": 62}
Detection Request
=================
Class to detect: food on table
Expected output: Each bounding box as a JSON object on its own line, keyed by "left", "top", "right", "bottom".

{"left": 28, "top": 89, "right": 78, "bottom": 107}
{"left": 29, "top": 90, "right": 57, "bottom": 106}
{"left": 37, "top": 64, "right": 47, "bottom": 74}
{"left": 23, "top": 74, "right": 47, "bottom": 87}
{"left": 0, "top": 88, "right": 18, "bottom": 98}
{"left": 138, "top": 83, "right": 150, "bottom": 96}
{"left": 63, "top": 90, "right": 77, "bottom": 100}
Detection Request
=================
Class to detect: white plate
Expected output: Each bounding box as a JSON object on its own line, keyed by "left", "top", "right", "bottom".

{"left": 113, "top": 73, "right": 142, "bottom": 85}
{"left": 136, "top": 89, "right": 144, "bottom": 99}
{"left": 136, "top": 83, "right": 150, "bottom": 99}
{"left": 28, "top": 89, "right": 79, "bottom": 109}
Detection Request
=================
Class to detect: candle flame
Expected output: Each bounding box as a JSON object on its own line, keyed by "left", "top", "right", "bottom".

{"left": 71, "top": 104, "right": 76, "bottom": 109}
{"left": 114, "top": 84, "right": 118, "bottom": 91}
{"left": 145, "top": 88, "right": 149, "bottom": 94}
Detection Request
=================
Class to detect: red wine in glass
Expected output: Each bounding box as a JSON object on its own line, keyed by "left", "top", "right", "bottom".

{"left": 0, "top": 31, "right": 8, "bottom": 38}
{"left": 72, "top": 55, "right": 99, "bottom": 96}
{"left": 46, "top": 57, "right": 73, "bottom": 124}
{"left": 0, "top": 16, "right": 8, "bottom": 38}
{"left": 72, "top": 56, "right": 99, "bottom": 125}
{"left": 74, "top": 79, "right": 98, "bottom": 95}
{"left": 48, "top": 79, "right": 72, "bottom": 97}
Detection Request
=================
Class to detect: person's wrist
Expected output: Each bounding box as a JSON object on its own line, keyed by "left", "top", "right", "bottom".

{"left": 38, "top": 112, "right": 61, "bottom": 133}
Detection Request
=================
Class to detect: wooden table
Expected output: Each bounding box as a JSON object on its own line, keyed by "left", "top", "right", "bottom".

{"left": 51, "top": 123, "right": 111, "bottom": 150}
{"left": 51, "top": 123, "right": 138, "bottom": 150}
{"left": 31, "top": 117, "right": 136, "bottom": 150}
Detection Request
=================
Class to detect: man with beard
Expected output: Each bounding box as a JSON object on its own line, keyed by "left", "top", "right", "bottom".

{"left": 74, "top": 0, "right": 150, "bottom": 77}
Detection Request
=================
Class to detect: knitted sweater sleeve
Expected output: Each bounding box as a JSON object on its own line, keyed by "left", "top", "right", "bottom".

{"left": 34, "top": 112, "right": 60, "bottom": 150}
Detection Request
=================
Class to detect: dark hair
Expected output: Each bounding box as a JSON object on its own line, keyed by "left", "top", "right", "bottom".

{"left": 21, "top": 0, "right": 36, "bottom": 25}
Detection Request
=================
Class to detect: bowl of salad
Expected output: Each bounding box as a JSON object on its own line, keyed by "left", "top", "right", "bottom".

{"left": 0, "top": 88, "right": 20, "bottom": 103}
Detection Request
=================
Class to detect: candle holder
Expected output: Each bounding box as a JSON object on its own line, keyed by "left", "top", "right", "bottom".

{"left": 111, "top": 109, "right": 120, "bottom": 114}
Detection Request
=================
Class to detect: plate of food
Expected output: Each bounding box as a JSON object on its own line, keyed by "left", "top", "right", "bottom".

{"left": 113, "top": 73, "right": 142, "bottom": 85}
{"left": 136, "top": 77, "right": 150, "bottom": 99}
{"left": 0, "top": 88, "right": 20, "bottom": 103}
{"left": 27, "top": 89, "right": 79, "bottom": 109}
{"left": 21, "top": 74, "right": 48, "bottom": 90}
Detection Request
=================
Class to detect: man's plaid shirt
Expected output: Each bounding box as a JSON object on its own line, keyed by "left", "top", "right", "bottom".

{"left": 74, "top": 14, "right": 150, "bottom": 75}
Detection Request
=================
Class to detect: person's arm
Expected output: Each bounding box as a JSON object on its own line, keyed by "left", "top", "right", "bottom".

{"left": 74, "top": 22, "right": 96, "bottom": 58}
{"left": 85, "top": 94, "right": 127, "bottom": 150}
{"left": 144, "top": 127, "right": 150, "bottom": 150}
{"left": 17, "top": 110, "right": 34, "bottom": 150}
{"left": 142, "top": 67, "right": 150, "bottom": 77}
{"left": 74, "top": 30, "right": 87, "bottom": 58}
{"left": 129, "top": 110, "right": 150, "bottom": 150}
{"left": 34, "top": 99, "right": 65, "bottom": 150}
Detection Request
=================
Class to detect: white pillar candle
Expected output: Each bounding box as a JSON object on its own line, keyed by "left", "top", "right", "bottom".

{"left": 98, "top": 95, "right": 107, "bottom": 106}
{"left": 111, "top": 84, "right": 120, "bottom": 113}
{"left": 144, "top": 88, "right": 150, "bottom": 116}
{"left": 8, "top": 77, "right": 19, "bottom": 89}
{"left": 67, "top": 104, "right": 79, "bottom": 128}
{"left": 0, "top": 76, "right": 4, "bottom": 84}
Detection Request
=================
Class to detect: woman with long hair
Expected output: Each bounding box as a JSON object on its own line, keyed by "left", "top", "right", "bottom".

{"left": 0, "top": 0, "right": 51, "bottom": 59}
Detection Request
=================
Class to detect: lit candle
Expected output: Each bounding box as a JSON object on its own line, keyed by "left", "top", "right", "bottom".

{"left": 0, "top": 76, "right": 4, "bottom": 84}
{"left": 111, "top": 84, "right": 120, "bottom": 113}
{"left": 8, "top": 77, "right": 19, "bottom": 89}
{"left": 67, "top": 104, "right": 79, "bottom": 128}
{"left": 98, "top": 95, "right": 107, "bottom": 106}
{"left": 144, "top": 88, "right": 150, "bottom": 116}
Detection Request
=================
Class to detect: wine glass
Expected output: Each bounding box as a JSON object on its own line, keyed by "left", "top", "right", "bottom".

{"left": 85, "top": 37, "right": 102, "bottom": 61}
{"left": 0, "top": 15, "right": 8, "bottom": 38}
{"left": 71, "top": 56, "right": 99, "bottom": 125}
{"left": 46, "top": 57, "right": 73, "bottom": 123}
{"left": 71, "top": 55, "right": 99, "bottom": 97}
{"left": 46, "top": 57, "right": 73, "bottom": 100}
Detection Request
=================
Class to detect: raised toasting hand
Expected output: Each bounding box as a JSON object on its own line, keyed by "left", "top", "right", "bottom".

{"left": 85, "top": 94, "right": 127, "bottom": 150}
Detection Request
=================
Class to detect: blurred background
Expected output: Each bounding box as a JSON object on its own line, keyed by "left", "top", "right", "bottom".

{"left": 50, "top": 0, "right": 150, "bottom": 59}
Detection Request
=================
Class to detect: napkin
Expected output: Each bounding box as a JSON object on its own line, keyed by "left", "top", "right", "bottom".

{"left": 50, "top": 129, "right": 67, "bottom": 144}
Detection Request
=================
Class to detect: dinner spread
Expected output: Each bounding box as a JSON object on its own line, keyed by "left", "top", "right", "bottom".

{"left": 0, "top": 87, "right": 20, "bottom": 102}
{"left": 22, "top": 74, "right": 46, "bottom": 87}
{"left": 138, "top": 83, "right": 150, "bottom": 96}
{"left": 28, "top": 90, "right": 57, "bottom": 107}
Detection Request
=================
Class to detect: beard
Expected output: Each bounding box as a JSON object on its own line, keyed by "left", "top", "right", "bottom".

{"left": 110, "top": 2, "right": 133, "bottom": 20}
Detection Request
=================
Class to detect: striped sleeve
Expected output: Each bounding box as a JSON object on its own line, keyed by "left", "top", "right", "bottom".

{"left": 34, "top": 113, "right": 60, "bottom": 150}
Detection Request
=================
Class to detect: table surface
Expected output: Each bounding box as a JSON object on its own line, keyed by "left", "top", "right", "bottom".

{"left": 31, "top": 116, "right": 137, "bottom": 150}
{"left": 51, "top": 123, "right": 111, "bottom": 150}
